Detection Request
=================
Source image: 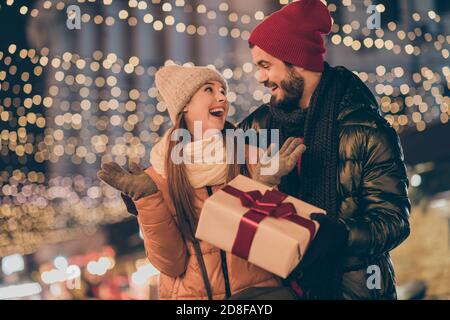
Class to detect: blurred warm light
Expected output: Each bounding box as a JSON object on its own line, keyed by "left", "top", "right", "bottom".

{"left": 0, "top": 283, "right": 42, "bottom": 299}
{"left": 1, "top": 253, "right": 25, "bottom": 275}
{"left": 131, "top": 262, "right": 160, "bottom": 286}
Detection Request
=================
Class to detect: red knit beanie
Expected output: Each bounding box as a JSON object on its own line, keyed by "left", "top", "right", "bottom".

{"left": 249, "top": 0, "right": 332, "bottom": 72}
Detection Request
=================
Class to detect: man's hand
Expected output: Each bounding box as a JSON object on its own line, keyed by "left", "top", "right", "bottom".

{"left": 286, "top": 213, "right": 350, "bottom": 298}
{"left": 299, "top": 213, "right": 349, "bottom": 267}
{"left": 253, "top": 137, "right": 306, "bottom": 187}
{"left": 97, "top": 162, "right": 158, "bottom": 201}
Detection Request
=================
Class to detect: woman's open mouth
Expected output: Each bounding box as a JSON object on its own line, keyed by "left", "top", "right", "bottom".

{"left": 209, "top": 107, "right": 225, "bottom": 118}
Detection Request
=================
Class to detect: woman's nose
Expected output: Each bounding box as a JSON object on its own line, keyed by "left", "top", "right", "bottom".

{"left": 216, "top": 92, "right": 226, "bottom": 102}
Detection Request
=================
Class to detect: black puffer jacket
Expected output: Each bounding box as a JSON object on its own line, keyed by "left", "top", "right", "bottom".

{"left": 237, "top": 73, "right": 411, "bottom": 299}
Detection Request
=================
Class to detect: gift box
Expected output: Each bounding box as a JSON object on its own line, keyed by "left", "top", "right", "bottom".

{"left": 195, "top": 175, "right": 325, "bottom": 278}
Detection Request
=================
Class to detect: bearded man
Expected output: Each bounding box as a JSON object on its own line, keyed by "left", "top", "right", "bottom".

{"left": 237, "top": 0, "right": 411, "bottom": 299}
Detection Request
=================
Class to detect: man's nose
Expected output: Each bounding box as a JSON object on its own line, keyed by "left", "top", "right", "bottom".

{"left": 256, "top": 69, "right": 269, "bottom": 84}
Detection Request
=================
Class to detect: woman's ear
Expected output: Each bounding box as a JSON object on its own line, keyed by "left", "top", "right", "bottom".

{"left": 182, "top": 106, "right": 188, "bottom": 113}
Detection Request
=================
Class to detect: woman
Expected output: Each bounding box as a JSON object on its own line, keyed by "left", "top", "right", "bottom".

{"left": 97, "top": 64, "right": 305, "bottom": 299}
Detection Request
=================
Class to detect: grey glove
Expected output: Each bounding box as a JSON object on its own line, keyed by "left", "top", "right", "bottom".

{"left": 97, "top": 162, "right": 158, "bottom": 201}
{"left": 253, "top": 137, "right": 306, "bottom": 187}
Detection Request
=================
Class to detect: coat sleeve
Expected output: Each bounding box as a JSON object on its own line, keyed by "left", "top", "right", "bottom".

{"left": 341, "top": 124, "right": 411, "bottom": 257}
{"left": 134, "top": 186, "right": 188, "bottom": 277}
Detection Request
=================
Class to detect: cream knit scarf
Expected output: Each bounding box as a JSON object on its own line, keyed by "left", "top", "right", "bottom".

{"left": 150, "top": 130, "right": 228, "bottom": 188}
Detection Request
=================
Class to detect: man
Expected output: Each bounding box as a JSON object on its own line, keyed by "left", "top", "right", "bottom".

{"left": 112, "top": 0, "right": 410, "bottom": 300}
{"left": 236, "top": 0, "right": 410, "bottom": 299}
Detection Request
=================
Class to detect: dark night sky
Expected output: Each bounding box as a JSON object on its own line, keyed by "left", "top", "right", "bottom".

{"left": 0, "top": 0, "right": 31, "bottom": 50}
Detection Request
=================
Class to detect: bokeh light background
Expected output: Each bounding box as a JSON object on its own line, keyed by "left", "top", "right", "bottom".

{"left": 0, "top": 0, "right": 449, "bottom": 299}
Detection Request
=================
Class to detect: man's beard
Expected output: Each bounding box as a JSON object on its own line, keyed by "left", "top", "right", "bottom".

{"left": 268, "top": 69, "right": 305, "bottom": 113}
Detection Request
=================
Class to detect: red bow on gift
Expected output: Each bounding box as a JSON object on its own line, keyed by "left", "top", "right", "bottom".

{"left": 222, "top": 185, "right": 316, "bottom": 260}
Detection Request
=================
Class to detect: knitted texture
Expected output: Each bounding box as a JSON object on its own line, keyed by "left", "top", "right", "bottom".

{"left": 155, "top": 65, "right": 228, "bottom": 124}
{"left": 248, "top": 0, "right": 332, "bottom": 72}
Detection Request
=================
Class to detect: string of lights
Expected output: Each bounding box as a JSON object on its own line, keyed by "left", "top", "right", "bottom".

{"left": 1, "top": 40, "right": 447, "bottom": 143}
{"left": 3, "top": 0, "right": 449, "bottom": 54}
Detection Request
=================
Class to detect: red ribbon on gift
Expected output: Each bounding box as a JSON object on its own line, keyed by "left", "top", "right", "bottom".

{"left": 221, "top": 185, "right": 317, "bottom": 260}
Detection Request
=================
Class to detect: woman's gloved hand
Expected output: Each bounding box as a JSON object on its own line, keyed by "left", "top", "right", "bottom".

{"left": 253, "top": 137, "right": 306, "bottom": 187}
{"left": 97, "top": 162, "right": 158, "bottom": 201}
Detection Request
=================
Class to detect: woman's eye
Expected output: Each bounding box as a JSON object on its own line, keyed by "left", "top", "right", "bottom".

{"left": 205, "top": 87, "right": 213, "bottom": 92}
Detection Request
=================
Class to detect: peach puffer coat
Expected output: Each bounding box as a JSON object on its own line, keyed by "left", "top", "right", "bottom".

{"left": 134, "top": 167, "right": 281, "bottom": 300}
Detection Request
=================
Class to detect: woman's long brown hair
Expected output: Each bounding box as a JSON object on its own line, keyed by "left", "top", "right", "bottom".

{"left": 165, "top": 115, "right": 247, "bottom": 242}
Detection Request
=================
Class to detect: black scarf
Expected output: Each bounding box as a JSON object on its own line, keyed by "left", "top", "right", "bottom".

{"left": 300, "top": 62, "right": 351, "bottom": 217}
{"left": 269, "top": 62, "right": 351, "bottom": 216}
{"left": 269, "top": 103, "right": 309, "bottom": 138}
{"left": 269, "top": 63, "right": 353, "bottom": 299}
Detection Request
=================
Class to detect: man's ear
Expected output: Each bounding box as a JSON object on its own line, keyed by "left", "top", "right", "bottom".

{"left": 293, "top": 65, "right": 305, "bottom": 74}
{"left": 294, "top": 65, "right": 322, "bottom": 79}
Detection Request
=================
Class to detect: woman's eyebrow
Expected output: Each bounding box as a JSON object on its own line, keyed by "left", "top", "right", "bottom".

{"left": 203, "top": 82, "right": 225, "bottom": 90}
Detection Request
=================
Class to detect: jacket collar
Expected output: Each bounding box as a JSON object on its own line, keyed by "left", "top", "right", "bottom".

{"left": 331, "top": 65, "right": 381, "bottom": 122}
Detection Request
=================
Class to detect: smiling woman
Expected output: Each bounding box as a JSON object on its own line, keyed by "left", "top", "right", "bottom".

{"left": 182, "top": 80, "right": 229, "bottom": 135}
{"left": 96, "top": 63, "right": 307, "bottom": 299}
